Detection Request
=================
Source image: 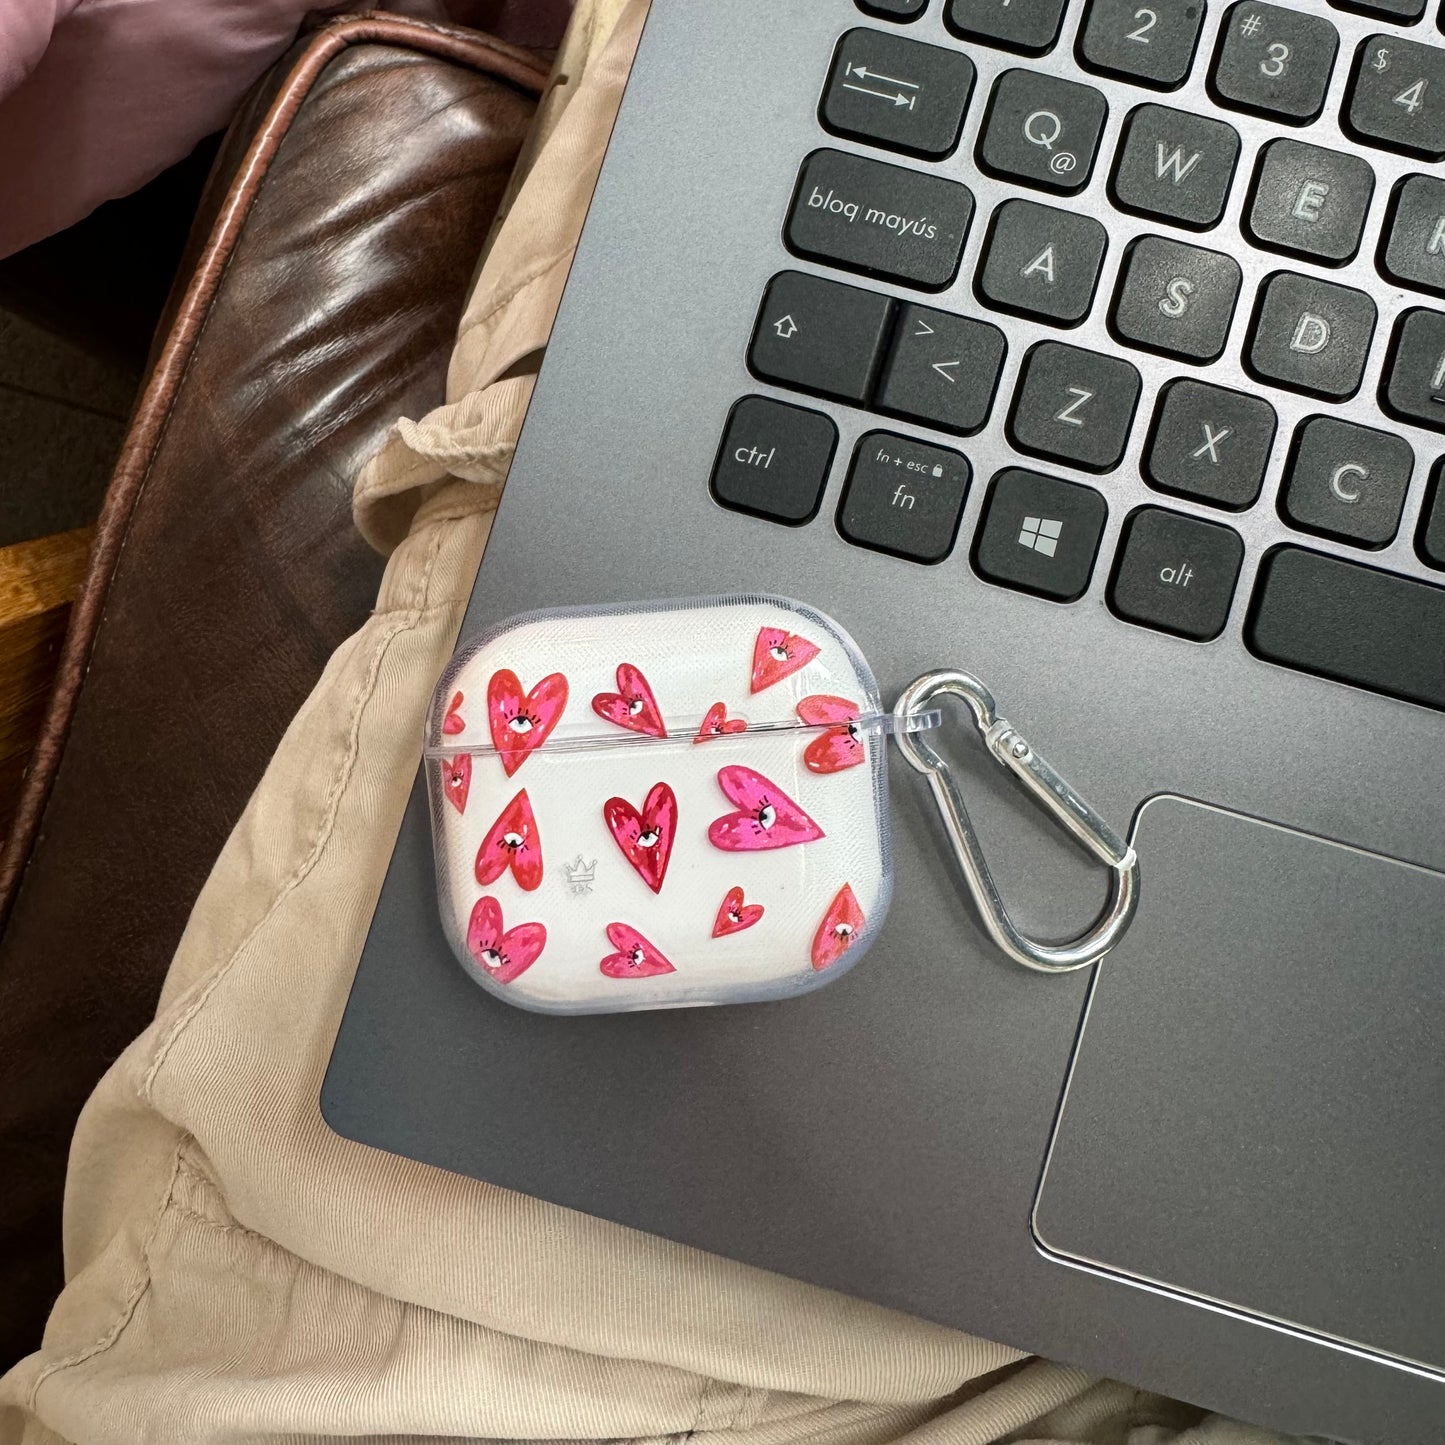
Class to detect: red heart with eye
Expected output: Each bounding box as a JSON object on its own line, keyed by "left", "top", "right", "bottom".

{"left": 750, "top": 626, "right": 821, "bottom": 694}
{"left": 811, "top": 884, "right": 864, "bottom": 971}
{"left": 603, "top": 782, "right": 677, "bottom": 893}
{"left": 600, "top": 922, "right": 676, "bottom": 979}
{"left": 442, "top": 690, "right": 467, "bottom": 735}
{"left": 486, "top": 669, "right": 568, "bottom": 777}
{"left": 712, "top": 885, "right": 764, "bottom": 937}
{"left": 441, "top": 752, "right": 472, "bottom": 814}
{"left": 591, "top": 662, "right": 666, "bottom": 738}
{"left": 797, "top": 694, "right": 865, "bottom": 774}
{"left": 707, "top": 766, "right": 823, "bottom": 852}
{"left": 474, "top": 788, "right": 542, "bottom": 891}
{"left": 694, "top": 701, "right": 748, "bottom": 744}
{"left": 466, "top": 896, "right": 546, "bottom": 985}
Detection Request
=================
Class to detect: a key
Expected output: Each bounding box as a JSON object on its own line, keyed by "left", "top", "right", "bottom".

{"left": 1382, "top": 174, "right": 1445, "bottom": 297}
{"left": 1346, "top": 36, "right": 1445, "bottom": 160}
{"left": 859, "top": 0, "right": 930, "bottom": 18}
{"left": 1246, "top": 271, "right": 1376, "bottom": 400}
{"left": 1109, "top": 506, "right": 1244, "bottom": 640}
{"left": 786, "top": 149, "right": 975, "bottom": 291}
{"left": 1381, "top": 306, "right": 1445, "bottom": 431}
{"left": 1078, "top": 0, "right": 1207, "bottom": 90}
{"left": 946, "top": 0, "right": 1068, "bottom": 56}
{"left": 976, "top": 199, "right": 1109, "bottom": 324}
{"left": 1330, "top": 0, "right": 1424, "bottom": 21}
{"left": 1246, "top": 139, "right": 1374, "bottom": 264}
{"left": 711, "top": 397, "right": 839, "bottom": 525}
{"left": 1110, "top": 234, "right": 1242, "bottom": 362}
{"left": 1282, "top": 416, "right": 1413, "bottom": 547}
{"left": 1248, "top": 547, "right": 1445, "bottom": 710}
{"left": 976, "top": 69, "right": 1109, "bottom": 195}
{"left": 821, "top": 29, "right": 976, "bottom": 161}
{"left": 1110, "top": 103, "right": 1240, "bottom": 229}
{"left": 1146, "top": 378, "right": 1277, "bottom": 509}
{"left": 748, "top": 271, "right": 894, "bottom": 404}
{"left": 837, "top": 431, "right": 971, "bottom": 563}
{"left": 1419, "top": 459, "right": 1445, "bottom": 569}
{"left": 972, "top": 467, "right": 1108, "bottom": 601}
{"left": 875, "top": 303, "right": 1007, "bottom": 435}
{"left": 1008, "top": 341, "right": 1142, "bottom": 472}
{"left": 1211, "top": 2, "right": 1338, "bottom": 123}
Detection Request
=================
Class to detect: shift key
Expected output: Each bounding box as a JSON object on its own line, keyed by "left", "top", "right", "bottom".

{"left": 786, "top": 148, "right": 974, "bottom": 291}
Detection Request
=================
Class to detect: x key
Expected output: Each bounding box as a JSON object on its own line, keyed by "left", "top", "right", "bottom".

{"left": 1145, "top": 378, "right": 1278, "bottom": 510}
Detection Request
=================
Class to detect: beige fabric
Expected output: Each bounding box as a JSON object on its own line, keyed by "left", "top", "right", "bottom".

{"left": 0, "top": 4, "right": 1304, "bottom": 1441}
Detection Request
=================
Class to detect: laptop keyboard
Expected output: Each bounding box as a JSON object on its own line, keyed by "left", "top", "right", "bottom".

{"left": 708, "top": 0, "right": 1445, "bottom": 711}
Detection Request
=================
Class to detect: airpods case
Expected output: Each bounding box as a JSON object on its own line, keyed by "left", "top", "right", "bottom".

{"left": 425, "top": 595, "right": 893, "bottom": 1013}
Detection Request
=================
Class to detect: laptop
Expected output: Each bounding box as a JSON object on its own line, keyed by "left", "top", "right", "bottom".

{"left": 323, "top": 3, "right": 1445, "bottom": 1440}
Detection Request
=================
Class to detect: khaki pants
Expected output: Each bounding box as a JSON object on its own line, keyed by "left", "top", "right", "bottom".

{"left": 0, "top": 6, "right": 1301, "bottom": 1441}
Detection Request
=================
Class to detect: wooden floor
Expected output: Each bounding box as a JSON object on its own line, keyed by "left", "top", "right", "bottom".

{"left": 0, "top": 527, "right": 92, "bottom": 842}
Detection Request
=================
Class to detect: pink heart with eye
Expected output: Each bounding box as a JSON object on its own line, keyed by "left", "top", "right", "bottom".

{"left": 693, "top": 701, "right": 747, "bottom": 744}
{"left": 600, "top": 922, "right": 676, "bottom": 979}
{"left": 750, "top": 626, "right": 821, "bottom": 694}
{"left": 442, "top": 690, "right": 466, "bottom": 735}
{"left": 474, "top": 788, "right": 542, "bottom": 892}
{"left": 486, "top": 669, "right": 569, "bottom": 777}
{"left": 712, "top": 885, "right": 764, "bottom": 937}
{"left": 603, "top": 782, "right": 678, "bottom": 893}
{"left": 592, "top": 662, "right": 666, "bottom": 738}
{"left": 707, "top": 766, "right": 824, "bottom": 852}
{"left": 466, "top": 895, "right": 547, "bottom": 985}
{"left": 811, "top": 884, "right": 864, "bottom": 971}
{"left": 441, "top": 752, "right": 472, "bottom": 814}
{"left": 797, "top": 694, "right": 865, "bottom": 774}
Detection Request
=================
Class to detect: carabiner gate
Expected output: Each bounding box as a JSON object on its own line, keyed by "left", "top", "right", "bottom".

{"left": 892, "top": 670, "right": 1140, "bottom": 975}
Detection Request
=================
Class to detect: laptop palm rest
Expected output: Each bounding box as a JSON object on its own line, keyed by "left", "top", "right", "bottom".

{"left": 1034, "top": 795, "right": 1445, "bottom": 1373}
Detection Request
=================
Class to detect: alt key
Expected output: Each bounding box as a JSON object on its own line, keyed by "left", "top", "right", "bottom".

{"left": 1109, "top": 505, "right": 1244, "bottom": 640}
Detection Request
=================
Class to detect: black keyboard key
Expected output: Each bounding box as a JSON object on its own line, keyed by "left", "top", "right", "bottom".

{"left": 1381, "top": 306, "right": 1445, "bottom": 431}
{"left": 1419, "top": 459, "right": 1445, "bottom": 569}
{"left": 1009, "top": 341, "right": 1142, "bottom": 472}
{"left": 972, "top": 467, "right": 1108, "bottom": 601}
{"left": 875, "top": 304, "right": 1007, "bottom": 435}
{"left": 947, "top": 0, "right": 1067, "bottom": 55}
{"left": 859, "top": 0, "right": 930, "bottom": 18}
{"left": 1331, "top": 0, "right": 1424, "bottom": 21}
{"left": 1248, "top": 547, "right": 1445, "bottom": 710}
{"left": 1110, "top": 235, "right": 1241, "bottom": 362}
{"left": 1211, "top": 2, "right": 1338, "bottom": 123}
{"left": 976, "top": 70, "right": 1108, "bottom": 195}
{"left": 1347, "top": 37, "right": 1445, "bottom": 159}
{"left": 976, "top": 199, "right": 1108, "bottom": 325}
{"left": 1282, "top": 416, "right": 1413, "bottom": 547}
{"left": 822, "top": 29, "right": 975, "bottom": 161}
{"left": 711, "top": 397, "right": 838, "bottom": 525}
{"left": 1382, "top": 174, "right": 1445, "bottom": 297}
{"left": 1246, "top": 139, "right": 1374, "bottom": 264}
{"left": 1078, "top": 0, "right": 1206, "bottom": 89}
{"left": 1146, "top": 379, "right": 1277, "bottom": 509}
{"left": 1247, "top": 271, "right": 1376, "bottom": 400}
{"left": 749, "top": 271, "right": 893, "bottom": 404}
{"left": 787, "top": 149, "right": 974, "bottom": 291}
{"left": 837, "top": 431, "right": 971, "bottom": 562}
{"left": 1110, "top": 104, "right": 1239, "bottom": 229}
{"left": 1109, "top": 506, "right": 1244, "bottom": 640}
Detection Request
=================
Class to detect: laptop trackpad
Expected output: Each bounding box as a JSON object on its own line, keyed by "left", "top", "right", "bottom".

{"left": 1034, "top": 795, "right": 1445, "bottom": 1372}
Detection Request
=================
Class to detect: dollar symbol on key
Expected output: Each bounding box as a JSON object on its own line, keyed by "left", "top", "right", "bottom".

{"left": 1372, "top": 47, "right": 1390, "bottom": 72}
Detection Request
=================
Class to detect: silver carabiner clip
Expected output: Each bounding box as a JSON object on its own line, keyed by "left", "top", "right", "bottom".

{"left": 892, "top": 669, "right": 1140, "bottom": 975}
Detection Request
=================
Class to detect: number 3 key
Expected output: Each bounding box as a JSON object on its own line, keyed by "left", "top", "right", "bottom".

{"left": 1210, "top": 1, "right": 1338, "bottom": 123}
{"left": 1347, "top": 37, "right": 1445, "bottom": 161}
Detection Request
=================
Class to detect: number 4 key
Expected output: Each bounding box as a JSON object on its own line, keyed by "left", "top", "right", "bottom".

{"left": 1347, "top": 36, "right": 1445, "bottom": 160}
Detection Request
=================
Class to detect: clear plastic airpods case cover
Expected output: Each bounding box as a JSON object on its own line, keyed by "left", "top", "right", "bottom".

{"left": 424, "top": 595, "right": 893, "bottom": 1014}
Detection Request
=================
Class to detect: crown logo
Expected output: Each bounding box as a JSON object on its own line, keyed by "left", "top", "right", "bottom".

{"left": 563, "top": 855, "right": 596, "bottom": 896}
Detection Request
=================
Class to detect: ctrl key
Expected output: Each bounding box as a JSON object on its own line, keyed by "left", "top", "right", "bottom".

{"left": 1109, "top": 506, "right": 1244, "bottom": 640}
{"left": 711, "top": 396, "right": 837, "bottom": 525}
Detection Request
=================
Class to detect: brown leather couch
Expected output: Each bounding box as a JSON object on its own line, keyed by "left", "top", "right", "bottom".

{"left": 0, "top": 14, "right": 547, "bottom": 1369}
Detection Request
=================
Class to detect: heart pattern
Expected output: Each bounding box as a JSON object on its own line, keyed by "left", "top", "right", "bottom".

{"left": 797, "top": 694, "right": 865, "bottom": 774}
{"left": 441, "top": 753, "right": 472, "bottom": 815}
{"left": 712, "top": 886, "right": 764, "bottom": 937}
{"left": 600, "top": 922, "right": 676, "bottom": 978}
{"left": 707, "top": 766, "right": 824, "bottom": 852}
{"left": 474, "top": 788, "right": 543, "bottom": 891}
{"left": 811, "top": 884, "right": 864, "bottom": 971}
{"left": 442, "top": 690, "right": 467, "bottom": 735}
{"left": 466, "top": 896, "right": 546, "bottom": 985}
{"left": 694, "top": 700, "right": 747, "bottom": 744}
{"left": 592, "top": 662, "right": 667, "bottom": 738}
{"left": 750, "top": 626, "right": 821, "bottom": 694}
{"left": 603, "top": 782, "right": 678, "bottom": 893}
{"left": 487, "top": 668, "right": 568, "bottom": 776}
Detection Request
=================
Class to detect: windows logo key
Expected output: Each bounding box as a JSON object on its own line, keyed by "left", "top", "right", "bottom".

{"left": 1018, "top": 515, "right": 1064, "bottom": 558}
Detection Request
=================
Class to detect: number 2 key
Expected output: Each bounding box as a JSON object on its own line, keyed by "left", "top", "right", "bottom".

{"left": 1211, "top": 1, "right": 1338, "bottom": 123}
{"left": 1347, "top": 37, "right": 1445, "bottom": 160}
